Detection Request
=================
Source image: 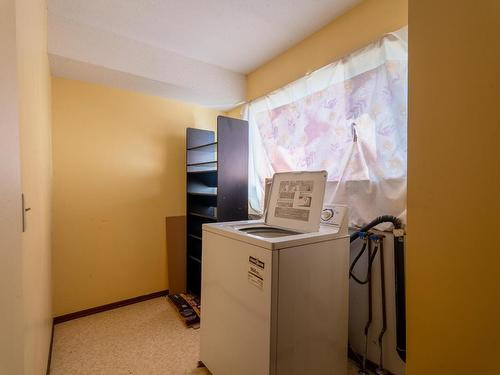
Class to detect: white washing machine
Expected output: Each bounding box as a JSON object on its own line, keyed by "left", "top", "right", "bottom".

{"left": 200, "top": 171, "right": 350, "bottom": 375}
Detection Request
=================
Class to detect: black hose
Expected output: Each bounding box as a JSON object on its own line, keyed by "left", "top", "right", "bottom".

{"left": 394, "top": 234, "right": 406, "bottom": 362}
{"left": 364, "top": 239, "right": 373, "bottom": 336}
{"left": 350, "top": 215, "right": 402, "bottom": 242}
{"left": 350, "top": 238, "right": 379, "bottom": 285}
{"left": 377, "top": 238, "right": 387, "bottom": 371}
{"left": 361, "top": 238, "right": 373, "bottom": 374}
{"left": 350, "top": 215, "right": 406, "bottom": 363}
{"left": 349, "top": 241, "right": 367, "bottom": 284}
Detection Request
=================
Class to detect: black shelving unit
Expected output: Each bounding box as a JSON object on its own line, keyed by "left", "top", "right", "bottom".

{"left": 186, "top": 116, "right": 248, "bottom": 296}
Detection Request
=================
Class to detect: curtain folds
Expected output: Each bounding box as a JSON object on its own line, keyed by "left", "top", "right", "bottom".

{"left": 244, "top": 26, "right": 408, "bottom": 228}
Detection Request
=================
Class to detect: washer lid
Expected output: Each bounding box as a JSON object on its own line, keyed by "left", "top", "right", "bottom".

{"left": 264, "top": 171, "right": 327, "bottom": 233}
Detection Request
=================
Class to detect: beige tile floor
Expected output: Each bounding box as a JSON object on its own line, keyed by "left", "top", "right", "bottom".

{"left": 50, "top": 297, "right": 361, "bottom": 375}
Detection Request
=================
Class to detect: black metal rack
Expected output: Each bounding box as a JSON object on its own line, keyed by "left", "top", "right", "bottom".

{"left": 186, "top": 116, "right": 248, "bottom": 296}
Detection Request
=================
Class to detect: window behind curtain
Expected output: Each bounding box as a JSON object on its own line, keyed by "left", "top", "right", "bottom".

{"left": 244, "top": 27, "right": 408, "bottom": 227}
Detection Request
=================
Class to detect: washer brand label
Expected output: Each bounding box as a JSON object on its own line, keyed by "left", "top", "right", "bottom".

{"left": 248, "top": 256, "right": 265, "bottom": 289}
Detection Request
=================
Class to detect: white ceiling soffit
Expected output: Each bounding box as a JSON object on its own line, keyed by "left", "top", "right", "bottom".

{"left": 48, "top": 0, "right": 361, "bottom": 108}
{"left": 48, "top": 14, "right": 246, "bottom": 109}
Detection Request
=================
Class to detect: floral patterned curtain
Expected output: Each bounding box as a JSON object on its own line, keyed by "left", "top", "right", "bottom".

{"left": 244, "top": 27, "right": 408, "bottom": 227}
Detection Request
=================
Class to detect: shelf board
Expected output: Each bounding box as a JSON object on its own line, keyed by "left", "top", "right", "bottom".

{"left": 187, "top": 161, "right": 217, "bottom": 167}
{"left": 188, "top": 212, "right": 216, "bottom": 220}
{"left": 187, "top": 184, "right": 217, "bottom": 196}
{"left": 188, "top": 234, "right": 202, "bottom": 241}
{"left": 188, "top": 206, "right": 217, "bottom": 220}
{"left": 187, "top": 191, "right": 217, "bottom": 197}
{"left": 187, "top": 141, "right": 217, "bottom": 152}
{"left": 187, "top": 169, "right": 217, "bottom": 174}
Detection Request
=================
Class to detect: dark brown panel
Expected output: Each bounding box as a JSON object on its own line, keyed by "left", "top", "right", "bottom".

{"left": 217, "top": 115, "right": 248, "bottom": 221}
{"left": 166, "top": 215, "right": 187, "bottom": 295}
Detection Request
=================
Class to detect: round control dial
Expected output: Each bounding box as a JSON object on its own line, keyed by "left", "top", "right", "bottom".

{"left": 321, "top": 208, "right": 334, "bottom": 222}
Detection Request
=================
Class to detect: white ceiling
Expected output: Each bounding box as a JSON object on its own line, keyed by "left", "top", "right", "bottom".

{"left": 48, "top": 0, "right": 361, "bottom": 108}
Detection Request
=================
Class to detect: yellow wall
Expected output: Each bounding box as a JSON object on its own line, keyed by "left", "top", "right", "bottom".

{"left": 16, "top": 0, "right": 53, "bottom": 373}
{"left": 407, "top": 0, "right": 500, "bottom": 373}
{"left": 0, "top": 0, "right": 24, "bottom": 372}
{"left": 52, "top": 77, "right": 220, "bottom": 316}
{"left": 225, "top": 105, "right": 243, "bottom": 120}
{"left": 246, "top": 0, "right": 408, "bottom": 101}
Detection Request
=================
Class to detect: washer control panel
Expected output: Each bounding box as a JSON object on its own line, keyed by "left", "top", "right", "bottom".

{"left": 320, "top": 204, "right": 348, "bottom": 231}
{"left": 321, "top": 208, "right": 335, "bottom": 223}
